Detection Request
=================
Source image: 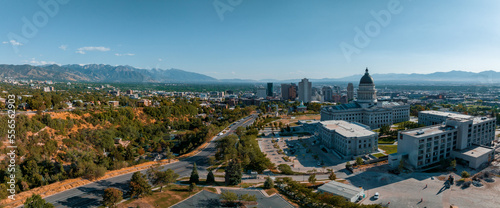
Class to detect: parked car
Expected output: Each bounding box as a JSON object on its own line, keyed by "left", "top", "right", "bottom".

{"left": 374, "top": 192, "right": 379, "bottom": 200}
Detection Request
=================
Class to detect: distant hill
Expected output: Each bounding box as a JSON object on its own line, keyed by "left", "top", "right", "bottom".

{"left": 327, "top": 70, "right": 500, "bottom": 84}
{"left": 211, "top": 70, "right": 500, "bottom": 84}
{"left": 0, "top": 64, "right": 217, "bottom": 83}
{"left": 0, "top": 64, "right": 498, "bottom": 84}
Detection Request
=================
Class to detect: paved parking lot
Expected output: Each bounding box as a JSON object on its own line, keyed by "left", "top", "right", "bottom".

{"left": 258, "top": 134, "right": 349, "bottom": 173}
{"left": 356, "top": 165, "right": 500, "bottom": 208}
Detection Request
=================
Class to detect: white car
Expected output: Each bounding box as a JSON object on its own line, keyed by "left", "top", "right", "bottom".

{"left": 374, "top": 192, "right": 379, "bottom": 200}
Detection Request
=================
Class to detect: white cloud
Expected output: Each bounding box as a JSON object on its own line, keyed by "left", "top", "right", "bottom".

{"left": 158, "top": 58, "right": 162, "bottom": 61}
{"left": 76, "top": 46, "right": 110, "bottom": 54}
{"left": 24, "top": 58, "right": 59, "bottom": 66}
{"left": 2, "top": 40, "right": 23, "bottom": 46}
{"left": 59, "top": 45, "right": 68, "bottom": 50}
{"left": 115, "top": 53, "right": 135, "bottom": 56}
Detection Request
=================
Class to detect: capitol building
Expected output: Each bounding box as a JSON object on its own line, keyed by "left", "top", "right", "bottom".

{"left": 320, "top": 68, "right": 410, "bottom": 129}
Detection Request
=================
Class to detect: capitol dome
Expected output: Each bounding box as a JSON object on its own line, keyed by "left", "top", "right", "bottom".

{"left": 360, "top": 68, "right": 374, "bottom": 85}
{"left": 357, "top": 67, "right": 377, "bottom": 106}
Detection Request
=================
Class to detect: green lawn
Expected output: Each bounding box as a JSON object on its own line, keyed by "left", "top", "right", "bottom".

{"left": 379, "top": 145, "right": 397, "bottom": 154}
{"left": 372, "top": 153, "right": 386, "bottom": 158}
{"left": 378, "top": 141, "right": 395, "bottom": 144}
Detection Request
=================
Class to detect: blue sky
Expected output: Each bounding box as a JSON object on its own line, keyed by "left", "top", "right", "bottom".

{"left": 1, "top": 0, "right": 499, "bottom": 80}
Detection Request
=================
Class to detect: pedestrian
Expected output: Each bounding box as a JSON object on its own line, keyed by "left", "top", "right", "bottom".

{"left": 421, "top": 198, "right": 423, "bottom": 202}
{"left": 425, "top": 184, "right": 427, "bottom": 188}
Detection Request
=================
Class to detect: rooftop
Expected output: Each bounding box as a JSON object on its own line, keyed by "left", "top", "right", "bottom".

{"left": 453, "top": 145, "right": 494, "bottom": 158}
{"left": 327, "top": 102, "right": 361, "bottom": 111}
{"left": 378, "top": 101, "right": 402, "bottom": 107}
{"left": 401, "top": 125, "right": 455, "bottom": 138}
{"left": 320, "top": 120, "right": 375, "bottom": 137}
{"left": 472, "top": 116, "right": 495, "bottom": 124}
{"left": 420, "top": 110, "right": 473, "bottom": 120}
{"left": 324, "top": 101, "right": 405, "bottom": 112}
{"left": 421, "top": 110, "right": 494, "bottom": 124}
{"left": 318, "top": 180, "right": 363, "bottom": 199}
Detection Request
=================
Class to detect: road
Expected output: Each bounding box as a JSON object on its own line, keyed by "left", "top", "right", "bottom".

{"left": 42, "top": 113, "right": 259, "bottom": 208}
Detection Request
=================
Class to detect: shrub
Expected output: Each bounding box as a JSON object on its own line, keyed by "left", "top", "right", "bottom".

{"left": 461, "top": 171, "right": 471, "bottom": 178}
{"left": 264, "top": 177, "right": 274, "bottom": 189}
{"left": 355, "top": 157, "right": 364, "bottom": 166}
{"left": 329, "top": 171, "right": 337, "bottom": 180}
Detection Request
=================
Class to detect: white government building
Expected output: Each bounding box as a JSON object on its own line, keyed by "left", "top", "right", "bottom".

{"left": 317, "top": 120, "right": 378, "bottom": 158}
{"left": 320, "top": 68, "right": 410, "bottom": 129}
{"left": 390, "top": 111, "right": 496, "bottom": 169}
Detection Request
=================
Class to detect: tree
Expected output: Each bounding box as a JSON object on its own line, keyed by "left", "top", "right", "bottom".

{"left": 189, "top": 183, "right": 197, "bottom": 192}
{"left": 206, "top": 169, "right": 215, "bottom": 185}
{"left": 24, "top": 194, "right": 55, "bottom": 208}
{"left": 380, "top": 125, "right": 390, "bottom": 136}
{"left": 164, "top": 147, "right": 174, "bottom": 163}
{"left": 0, "top": 184, "right": 8, "bottom": 199}
{"left": 146, "top": 164, "right": 161, "bottom": 183}
{"left": 86, "top": 164, "right": 107, "bottom": 180}
{"left": 345, "top": 161, "right": 352, "bottom": 169}
{"left": 264, "top": 177, "right": 274, "bottom": 189}
{"left": 152, "top": 169, "right": 179, "bottom": 192}
{"left": 190, "top": 163, "right": 200, "bottom": 184}
{"left": 235, "top": 126, "right": 245, "bottom": 137}
{"left": 102, "top": 188, "right": 123, "bottom": 208}
{"left": 450, "top": 159, "right": 457, "bottom": 170}
{"left": 461, "top": 171, "right": 471, "bottom": 178}
{"left": 128, "top": 172, "right": 152, "bottom": 198}
{"left": 329, "top": 171, "right": 337, "bottom": 180}
{"left": 308, "top": 173, "right": 317, "bottom": 185}
{"left": 355, "top": 157, "right": 364, "bottom": 166}
{"left": 277, "top": 164, "right": 294, "bottom": 175}
{"left": 225, "top": 159, "right": 242, "bottom": 186}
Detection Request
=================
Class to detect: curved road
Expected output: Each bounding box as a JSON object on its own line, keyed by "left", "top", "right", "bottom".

{"left": 41, "top": 113, "right": 258, "bottom": 208}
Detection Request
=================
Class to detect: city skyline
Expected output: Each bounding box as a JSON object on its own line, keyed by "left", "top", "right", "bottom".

{"left": 1, "top": 0, "right": 500, "bottom": 80}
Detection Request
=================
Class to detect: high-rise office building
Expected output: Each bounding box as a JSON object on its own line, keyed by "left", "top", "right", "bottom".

{"left": 256, "top": 87, "right": 266, "bottom": 98}
{"left": 266, "top": 83, "right": 273, "bottom": 97}
{"left": 322, "top": 86, "right": 333, "bottom": 102}
{"left": 289, "top": 83, "right": 297, "bottom": 100}
{"left": 298, "top": 78, "right": 312, "bottom": 103}
{"left": 347, "top": 83, "right": 354, "bottom": 101}
{"left": 282, "top": 83, "right": 298, "bottom": 101}
{"left": 281, "top": 84, "right": 291, "bottom": 100}
{"left": 333, "top": 85, "right": 341, "bottom": 94}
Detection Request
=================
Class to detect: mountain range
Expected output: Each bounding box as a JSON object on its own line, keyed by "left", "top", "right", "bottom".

{"left": 0, "top": 64, "right": 216, "bottom": 83}
{"left": 0, "top": 64, "right": 498, "bottom": 84}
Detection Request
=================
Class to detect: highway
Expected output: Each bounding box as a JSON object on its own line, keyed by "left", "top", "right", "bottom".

{"left": 42, "top": 113, "right": 258, "bottom": 208}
